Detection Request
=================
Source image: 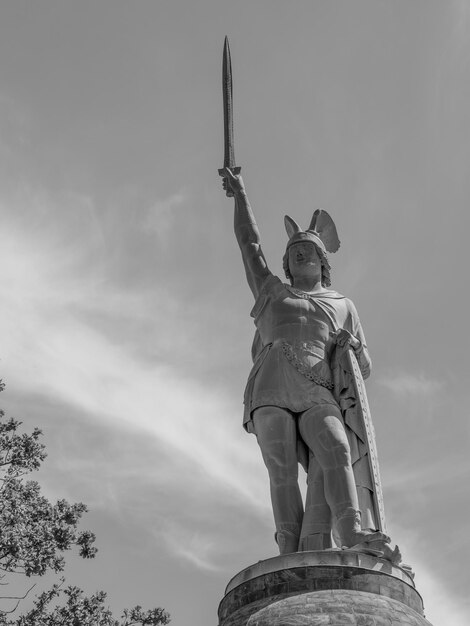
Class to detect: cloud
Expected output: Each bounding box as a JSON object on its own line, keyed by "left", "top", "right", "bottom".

{"left": 158, "top": 523, "right": 223, "bottom": 573}
{"left": 377, "top": 373, "right": 443, "bottom": 397}
{"left": 390, "top": 525, "right": 470, "bottom": 626}
{"left": 383, "top": 454, "right": 468, "bottom": 492}
{"left": 0, "top": 188, "right": 268, "bottom": 525}
{"left": 418, "top": 569, "right": 470, "bottom": 626}
{"left": 142, "top": 189, "right": 188, "bottom": 244}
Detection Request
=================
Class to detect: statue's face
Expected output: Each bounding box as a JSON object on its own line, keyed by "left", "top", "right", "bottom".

{"left": 288, "top": 241, "right": 321, "bottom": 278}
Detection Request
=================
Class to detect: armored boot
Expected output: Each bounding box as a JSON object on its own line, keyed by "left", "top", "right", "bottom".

{"left": 275, "top": 527, "right": 301, "bottom": 555}
{"left": 298, "top": 499, "right": 332, "bottom": 551}
{"left": 298, "top": 532, "right": 331, "bottom": 551}
{"left": 335, "top": 508, "right": 390, "bottom": 548}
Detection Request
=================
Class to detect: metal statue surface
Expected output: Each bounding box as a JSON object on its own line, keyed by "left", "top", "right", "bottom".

{"left": 218, "top": 39, "right": 399, "bottom": 563}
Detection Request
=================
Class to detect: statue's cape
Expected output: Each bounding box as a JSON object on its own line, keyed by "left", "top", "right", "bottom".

{"left": 295, "top": 342, "right": 386, "bottom": 534}
{"left": 335, "top": 345, "right": 386, "bottom": 532}
{"left": 282, "top": 291, "right": 385, "bottom": 533}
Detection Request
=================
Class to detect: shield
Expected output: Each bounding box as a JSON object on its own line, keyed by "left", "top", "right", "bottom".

{"left": 345, "top": 347, "right": 387, "bottom": 533}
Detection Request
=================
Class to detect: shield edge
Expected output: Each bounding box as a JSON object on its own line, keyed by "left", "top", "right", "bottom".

{"left": 346, "top": 347, "right": 387, "bottom": 533}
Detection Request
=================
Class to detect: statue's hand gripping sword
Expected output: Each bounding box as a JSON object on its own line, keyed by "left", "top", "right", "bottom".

{"left": 218, "top": 37, "right": 241, "bottom": 197}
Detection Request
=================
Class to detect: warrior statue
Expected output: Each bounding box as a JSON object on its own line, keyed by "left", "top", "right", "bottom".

{"left": 218, "top": 39, "right": 399, "bottom": 562}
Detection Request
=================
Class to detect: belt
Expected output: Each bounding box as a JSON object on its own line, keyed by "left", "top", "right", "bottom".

{"left": 280, "top": 340, "right": 334, "bottom": 390}
{"left": 272, "top": 337, "right": 327, "bottom": 362}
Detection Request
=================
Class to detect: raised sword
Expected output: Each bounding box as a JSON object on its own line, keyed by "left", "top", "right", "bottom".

{"left": 218, "top": 36, "right": 241, "bottom": 197}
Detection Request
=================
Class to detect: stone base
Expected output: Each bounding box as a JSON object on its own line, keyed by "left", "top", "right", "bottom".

{"left": 218, "top": 551, "right": 433, "bottom": 625}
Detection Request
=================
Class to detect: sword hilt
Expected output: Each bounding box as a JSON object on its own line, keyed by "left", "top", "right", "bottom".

{"left": 218, "top": 165, "right": 241, "bottom": 198}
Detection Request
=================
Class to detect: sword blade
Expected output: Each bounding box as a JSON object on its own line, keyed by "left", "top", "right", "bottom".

{"left": 218, "top": 37, "right": 240, "bottom": 183}
{"left": 222, "top": 36, "right": 235, "bottom": 168}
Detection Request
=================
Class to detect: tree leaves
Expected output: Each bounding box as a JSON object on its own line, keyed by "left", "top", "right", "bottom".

{"left": 5, "top": 583, "right": 170, "bottom": 626}
{"left": 0, "top": 382, "right": 169, "bottom": 625}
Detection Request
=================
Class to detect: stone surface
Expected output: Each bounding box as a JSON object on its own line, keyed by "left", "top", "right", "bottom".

{"left": 218, "top": 552, "right": 433, "bottom": 626}
{"left": 246, "top": 590, "right": 433, "bottom": 626}
{"left": 225, "top": 550, "right": 415, "bottom": 593}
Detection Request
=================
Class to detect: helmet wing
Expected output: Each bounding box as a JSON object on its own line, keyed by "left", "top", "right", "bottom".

{"left": 308, "top": 209, "right": 340, "bottom": 253}
{"left": 284, "top": 215, "right": 302, "bottom": 239}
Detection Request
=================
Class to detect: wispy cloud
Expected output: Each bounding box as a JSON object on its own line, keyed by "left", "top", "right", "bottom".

{"left": 419, "top": 571, "right": 470, "bottom": 626}
{"left": 386, "top": 460, "right": 468, "bottom": 492}
{"left": 390, "top": 525, "right": 470, "bottom": 626}
{"left": 0, "top": 189, "right": 268, "bottom": 524}
{"left": 142, "top": 189, "right": 189, "bottom": 244}
{"left": 159, "top": 523, "right": 223, "bottom": 573}
{"left": 377, "top": 372, "right": 443, "bottom": 397}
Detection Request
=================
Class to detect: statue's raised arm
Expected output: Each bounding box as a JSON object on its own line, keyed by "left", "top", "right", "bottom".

{"left": 222, "top": 167, "right": 271, "bottom": 298}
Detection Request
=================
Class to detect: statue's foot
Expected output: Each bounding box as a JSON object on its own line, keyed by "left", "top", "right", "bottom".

{"left": 345, "top": 540, "right": 402, "bottom": 565}
{"left": 275, "top": 530, "right": 299, "bottom": 555}
{"left": 368, "top": 540, "right": 402, "bottom": 565}
{"left": 298, "top": 532, "right": 332, "bottom": 552}
{"left": 345, "top": 529, "right": 391, "bottom": 546}
{"left": 335, "top": 509, "right": 390, "bottom": 548}
{"left": 345, "top": 543, "right": 384, "bottom": 558}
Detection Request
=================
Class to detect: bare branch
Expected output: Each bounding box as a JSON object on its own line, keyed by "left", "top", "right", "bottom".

{"left": 0, "top": 583, "right": 35, "bottom": 600}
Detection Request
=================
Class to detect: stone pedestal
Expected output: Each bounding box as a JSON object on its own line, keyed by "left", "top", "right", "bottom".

{"left": 218, "top": 551, "right": 433, "bottom": 625}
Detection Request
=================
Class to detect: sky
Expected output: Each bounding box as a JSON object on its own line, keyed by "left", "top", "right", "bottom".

{"left": 0, "top": 1, "right": 469, "bottom": 624}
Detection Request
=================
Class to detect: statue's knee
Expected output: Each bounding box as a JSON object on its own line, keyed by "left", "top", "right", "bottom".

{"left": 329, "top": 443, "right": 351, "bottom": 468}
{"left": 259, "top": 441, "right": 298, "bottom": 484}
{"left": 317, "top": 429, "right": 351, "bottom": 469}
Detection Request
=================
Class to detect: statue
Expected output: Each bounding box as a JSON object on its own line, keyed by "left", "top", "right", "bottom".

{"left": 218, "top": 39, "right": 400, "bottom": 563}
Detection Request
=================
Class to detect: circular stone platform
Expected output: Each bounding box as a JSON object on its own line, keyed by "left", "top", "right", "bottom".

{"left": 218, "top": 550, "right": 433, "bottom": 626}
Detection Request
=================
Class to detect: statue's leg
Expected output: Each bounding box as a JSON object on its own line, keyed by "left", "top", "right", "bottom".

{"left": 298, "top": 406, "right": 389, "bottom": 548}
{"left": 298, "top": 452, "right": 332, "bottom": 551}
{"left": 253, "top": 406, "right": 303, "bottom": 554}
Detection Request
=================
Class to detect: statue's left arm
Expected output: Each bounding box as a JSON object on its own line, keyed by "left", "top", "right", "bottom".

{"left": 351, "top": 320, "right": 371, "bottom": 380}
{"left": 335, "top": 301, "right": 371, "bottom": 379}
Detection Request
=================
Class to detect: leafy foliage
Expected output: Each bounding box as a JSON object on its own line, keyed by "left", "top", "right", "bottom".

{"left": 0, "top": 581, "right": 170, "bottom": 625}
{"left": 0, "top": 382, "right": 170, "bottom": 625}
